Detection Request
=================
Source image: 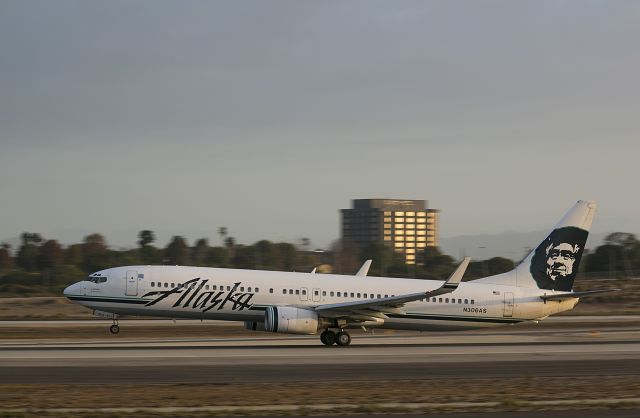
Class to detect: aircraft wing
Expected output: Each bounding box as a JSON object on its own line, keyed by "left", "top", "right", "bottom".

{"left": 314, "top": 257, "right": 470, "bottom": 320}
{"left": 540, "top": 289, "right": 620, "bottom": 301}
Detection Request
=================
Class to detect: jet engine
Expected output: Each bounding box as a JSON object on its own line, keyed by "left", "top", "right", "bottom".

{"left": 264, "top": 306, "right": 320, "bottom": 334}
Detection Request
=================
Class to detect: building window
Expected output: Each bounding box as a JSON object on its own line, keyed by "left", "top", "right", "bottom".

{"left": 417, "top": 230, "right": 426, "bottom": 236}
{"left": 395, "top": 223, "right": 405, "bottom": 229}
{"left": 394, "top": 242, "right": 405, "bottom": 248}
{"left": 384, "top": 211, "right": 391, "bottom": 216}
{"left": 406, "top": 218, "right": 415, "bottom": 223}
{"left": 395, "top": 211, "right": 404, "bottom": 216}
{"left": 406, "top": 249, "right": 415, "bottom": 254}
{"left": 384, "top": 236, "right": 392, "bottom": 241}
{"left": 406, "top": 223, "right": 415, "bottom": 229}
{"left": 384, "top": 223, "right": 391, "bottom": 228}
{"left": 406, "top": 230, "right": 415, "bottom": 235}
{"left": 406, "top": 254, "right": 415, "bottom": 260}
{"left": 417, "top": 218, "right": 426, "bottom": 223}
{"left": 417, "top": 224, "right": 426, "bottom": 230}
{"left": 395, "top": 217, "right": 405, "bottom": 223}
{"left": 417, "top": 243, "right": 426, "bottom": 248}
{"left": 395, "top": 236, "right": 404, "bottom": 241}
{"left": 384, "top": 217, "right": 392, "bottom": 222}
{"left": 406, "top": 211, "right": 415, "bottom": 216}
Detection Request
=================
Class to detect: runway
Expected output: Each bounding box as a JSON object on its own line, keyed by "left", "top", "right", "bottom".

{"left": 2, "top": 321, "right": 639, "bottom": 384}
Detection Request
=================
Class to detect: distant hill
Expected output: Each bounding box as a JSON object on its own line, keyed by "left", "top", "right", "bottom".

{"left": 439, "top": 230, "right": 610, "bottom": 262}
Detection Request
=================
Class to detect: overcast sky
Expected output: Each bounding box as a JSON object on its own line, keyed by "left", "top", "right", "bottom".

{"left": 1, "top": 0, "right": 638, "bottom": 250}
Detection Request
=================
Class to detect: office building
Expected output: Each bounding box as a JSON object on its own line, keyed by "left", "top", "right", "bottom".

{"left": 341, "top": 199, "right": 440, "bottom": 265}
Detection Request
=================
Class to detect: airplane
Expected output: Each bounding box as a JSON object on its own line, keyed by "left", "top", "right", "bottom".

{"left": 63, "top": 200, "right": 616, "bottom": 346}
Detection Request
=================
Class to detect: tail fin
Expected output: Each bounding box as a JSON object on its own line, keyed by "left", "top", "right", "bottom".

{"left": 514, "top": 200, "right": 596, "bottom": 291}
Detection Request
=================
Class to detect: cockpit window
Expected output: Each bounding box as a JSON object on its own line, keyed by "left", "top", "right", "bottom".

{"left": 87, "top": 276, "right": 107, "bottom": 283}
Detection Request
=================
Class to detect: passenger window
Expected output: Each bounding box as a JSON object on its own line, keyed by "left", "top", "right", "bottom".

{"left": 377, "top": 294, "right": 381, "bottom": 299}
{"left": 240, "top": 287, "right": 245, "bottom": 292}
{"left": 464, "top": 299, "right": 469, "bottom": 304}
{"left": 295, "top": 289, "right": 300, "bottom": 295}
{"left": 151, "top": 282, "right": 155, "bottom": 287}
{"left": 350, "top": 292, "right": 355, "bottom": 297}
{"left": 171, "top": 283, "right": 175, "bottom": 288}
{"left": 337, "top": 292, "right": 341, "bottom": 297}
{"left": 445, "top": 298, "right": 449, "bottom": 303}
{"left": 370, "top": 294, "right": 375, "bottom": 299}
{"left": 164, "top": 283, "right": 168, "bottom": 288}
{"left": 282, "top": 289, "right": 287, "bottom": 294}
{"left": 315, "top": 290, "right": 319, "bottom": 296}
{"left": 345, "top": 293, "right": 348, "bottom": 298}
{"left": 212, "top": 285, "right": 217, "bottom": 290}
{"left": 289, "top": 289, "right": 294, "bottom": 295}
{"left": 322, "top": 291, "right": 326, "bottom": 296}
{"left": 471, "top": 299, "right": 475, "bottom": 305}
{"left": 432, "top": 298, "right": 436, "bottom": 302}
{"left": 227, "top": 286, "right": 231, "bottom": 291}
{"left": 438, "top": 298, "right": 442, "bottom": 303}
{"left": 247, "top": 287, "right": 251, "bottom": 292}
{"left": 458, "top": 299, "right": 462, "bottom": 304}
{"left": 357, "top": 293, "right": 361, "bottom": 298}
{"left": 255, "top": 288, "right": 259, "bottom": 293}
{"left": 205, "top": 285, "right": 209, "bottom": 290}
{"left": 330, "top": 291, "right": 335, "bottom": 297}
{"left": 270, "top": 288, "right": 274, "bottom": 293}
{"left": 302, "top": 289, "right": 307, "bottom": 295}
{"left": 385, "top": 295, "right": 389, "bottom": 298}
{"left": 363, "top": 293, "right": 367, "bottom": 298}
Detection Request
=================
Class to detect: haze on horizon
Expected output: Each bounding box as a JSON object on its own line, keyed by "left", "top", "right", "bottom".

{"left": 1, "top": 1, "right": 638, "bottom": 255}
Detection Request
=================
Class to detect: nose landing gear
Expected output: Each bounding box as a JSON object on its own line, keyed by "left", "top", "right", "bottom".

{"left": 109, "top": 318, "right": 120, "bottom": 334}
{"left": 320, "top": 329, "right": 351, "bottom": 346}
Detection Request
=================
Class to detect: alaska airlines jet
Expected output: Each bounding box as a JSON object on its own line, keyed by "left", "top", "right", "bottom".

{"left": 63, "top": 200, "right": 614, "bottom": 346}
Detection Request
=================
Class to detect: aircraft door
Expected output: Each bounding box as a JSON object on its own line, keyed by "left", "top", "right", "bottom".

{"left": 503, "top": 292, "right": 514, "bottom": 317}
{"left": 300, "top": 287, "right": 308, "bottom": 301}
{"left": 125, "top": 270, "right": 139, "bottom": 296}
{"left": 312, "top": 288, "right": 321, "bottom": 303}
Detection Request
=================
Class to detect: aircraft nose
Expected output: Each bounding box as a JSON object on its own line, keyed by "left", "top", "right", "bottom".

{"left": 63, "top": 282, "right": 81, "bottom": 298}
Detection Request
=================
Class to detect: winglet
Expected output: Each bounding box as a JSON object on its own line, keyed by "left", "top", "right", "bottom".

{"left": 444, "top": 257, "right": 471, "bottom": 288}
{"left": 310, "top": 267, "right": 317, "bottom": 274}
{"left": 356, "top": 260, "right": 372, "bottom": 277}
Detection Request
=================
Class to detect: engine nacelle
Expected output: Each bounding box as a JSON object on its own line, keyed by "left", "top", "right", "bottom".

{"left": 244, "top": 321, "right": 266, "bottom": 331}
{"left": 264, "top": 306, "right": 319, "bottom": 334}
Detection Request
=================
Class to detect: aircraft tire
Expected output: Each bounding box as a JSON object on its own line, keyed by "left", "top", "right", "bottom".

{"left": 336, "top": 331, "right": 351, "bottom": 346}
{"left": 109, "top": 324, "right": 120, "bottom": 334}
{"left": 320, "top": 330, "right": 336, "bottom": 346}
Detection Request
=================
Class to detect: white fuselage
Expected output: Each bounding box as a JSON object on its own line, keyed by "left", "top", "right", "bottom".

{"left": 64, "top": 265, "right": 578, "bottom": 332}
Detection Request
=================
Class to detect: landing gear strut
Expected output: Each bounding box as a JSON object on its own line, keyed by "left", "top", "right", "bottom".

{"left": 319, "top": 329, "right": 351, "bottom": 346}
{"left": 109, "top": 318, "right": 120, "bottom": 334}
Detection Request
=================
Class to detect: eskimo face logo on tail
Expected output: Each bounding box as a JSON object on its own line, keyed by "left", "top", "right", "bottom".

{"left": 530, "top": 226, "right": 588, "bottom": 291}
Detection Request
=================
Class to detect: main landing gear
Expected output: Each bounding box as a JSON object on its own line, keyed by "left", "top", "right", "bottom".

{"left": 320, "top": 329, "right": 351, "bottom": 346}
{"left": 109, "top": 318, "right": 120, "bottom": 334}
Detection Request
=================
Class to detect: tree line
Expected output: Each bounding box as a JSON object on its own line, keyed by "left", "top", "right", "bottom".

{"left": 0, "top": 230, "right": 638, "bottom": 296}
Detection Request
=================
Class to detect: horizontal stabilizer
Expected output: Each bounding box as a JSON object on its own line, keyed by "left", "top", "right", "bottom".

{"left": 540, "top": 289, "right": 620, "bottom": 301}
